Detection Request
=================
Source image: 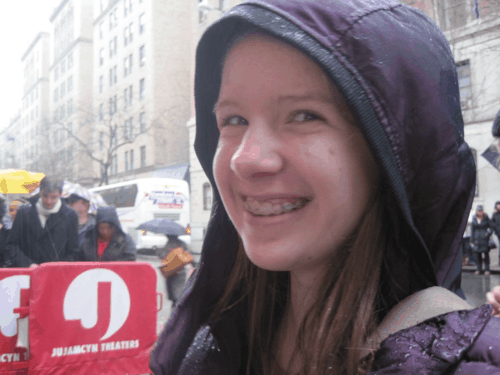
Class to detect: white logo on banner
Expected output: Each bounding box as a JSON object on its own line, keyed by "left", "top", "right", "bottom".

{"left": 63, "top": 269, "right": 130, "bottom": 341}
{"left": 0, "top": 275, "right": 30, "bottom": 337}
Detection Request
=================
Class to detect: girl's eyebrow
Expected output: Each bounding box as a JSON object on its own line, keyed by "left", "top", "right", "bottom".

{"left": 213, "top": 92, "right": 333, "bottom": 114}
{"left": 213, "top": 99, "right": 241, "bottom": 114}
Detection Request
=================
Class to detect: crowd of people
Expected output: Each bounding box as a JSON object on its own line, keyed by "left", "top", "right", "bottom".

{"left": 0, "top": 175, "right": 191, "bottom": 305}
{"left": 0, "top": 176, "right": 137, "bottom": 266}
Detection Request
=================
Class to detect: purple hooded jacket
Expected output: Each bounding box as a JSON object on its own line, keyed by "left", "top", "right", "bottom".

{"left": 150, "top": 1, "right": 500, "bottom": 373}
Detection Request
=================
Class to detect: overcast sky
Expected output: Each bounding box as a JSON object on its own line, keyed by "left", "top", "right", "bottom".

{"left": 0, "top": 0, "right": 60, "bottom": 131}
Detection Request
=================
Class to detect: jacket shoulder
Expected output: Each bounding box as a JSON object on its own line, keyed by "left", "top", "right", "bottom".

{"left": 369, "top": 305, "right": 496, "bottom": 374}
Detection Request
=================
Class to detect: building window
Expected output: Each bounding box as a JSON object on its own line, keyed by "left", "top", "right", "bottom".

{"left": 129, "top": 116, "right": 134, "bottom": 138}
{"left": 68, "top": 52, "right": 73, "bottom": 69}
{"left": 125, "top": 151, "right": 129, "bottom": 171}
{"left": 54, "top": 88, "right": 59, "bottom": 102}
{"left": 439, "top": 0, "right": 467, "bottom": 31}
{"left": 112, "top": 154, "right": 118, "bottom": 175}
{"left": 68, "top": 76, "right": 73, "bottom": 91}
{"left": 219, "top": 0, "right": 229, "bottom": 10}
{"left": 130, "top": 149, "right": 134, "bottom": 170}
{"left": 109, "top": 68, "right": 113, "bottom": 87}
{"left": 67, "top": 99, "right": 72, "bottom": 116}
{"left": 203, "top": 183, "right": 212, "bottom": 210}
{"left": 114, "top": 65, "right": 118, "bottom": 84}
{"left": 140, "top": 145, "right": 146, "bottom": 167}
{"left": 99, "top": 131, "right": 104, "bottom": 150}
{"left": 61, "top": 59, "right": 66, "bottom": 74}
{"left": 114, "top": 36, "right": 117, "bottom": 55}
{"left": 457, "top": 60, "right": 472, "bottom": 108}
{"left": 139, "top": 111, "right": 145, "bottom": 133}
{"left": 100, "top": 48, "right": 104, "bottom": 66}
{"left": 124, "top": 88, "right": 128, "bottom": 109}
{"left": 55, "top": 66, "right": 59, "bottom": 81}
{"left": 140, "top": 78, "right": 145, "bottom": 100}
{"left": 139, "top": 45, "right": 145, "bottom": 66}
{"left": 129, "top": 23, "right": 133, "bottom": 43}
{"left": 129, "top": 54, "right": 133, "bottom": 74}
{"left": 124, "top": 57, "right": 129, "bottom": 76}
{"left": 124, "top": 27, "right": 129, "bottom": 46}
{"left": 99, "top": 103, "right": 104, "bottom": 120}
{"left": 129, "top": 84, "right": 133, "bottom": 105}
{"left": 61, "top": 82, "right": 66, "bottom": 98}
{"left": 139, "top": 13, "right": 145, "bottom": 34}
{"left": 60, "top": 105, "right": 65, "bottom": 120}
{"left": 99, "top": 76, "right": 103, "bottom": 93}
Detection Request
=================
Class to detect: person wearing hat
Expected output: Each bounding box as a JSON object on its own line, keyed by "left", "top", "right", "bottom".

{"left": 470, "top": 205, "right": 493, "bottom": 275}
{"left": 66, "top": 193, "right": 96, "bottom": 250}
{"left": 9, "top": 199, "right": 25, "bottom": 224}
{"left": 6, "top": 176, "right": 81, "bottom": 267}
{"left": 81, "top": 206, "right": 136, "bottom": 261}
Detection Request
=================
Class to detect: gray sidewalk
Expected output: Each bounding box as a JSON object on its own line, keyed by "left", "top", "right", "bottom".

{"left": 463, "top": 247, "right": 500, "bottom": 273}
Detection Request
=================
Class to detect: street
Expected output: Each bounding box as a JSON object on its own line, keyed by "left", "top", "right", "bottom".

{"left": 463, "top": 272, "right": 500, "bottom": 307}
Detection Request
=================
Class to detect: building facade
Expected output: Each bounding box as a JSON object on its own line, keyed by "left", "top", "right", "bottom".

{"left": 187, "top": 0, "right": 239, "bottom": 252}
{"left": 46, "top": 0, "right": 94, "bottom": 183}
{"left": 400, "top": 0, "right": 500, "bottom": 223}
{"left": 20, "top": 32, "right": 51, "bottom": 173}
{"left": 92, "top": 0, "right": 191, "bottom": 185}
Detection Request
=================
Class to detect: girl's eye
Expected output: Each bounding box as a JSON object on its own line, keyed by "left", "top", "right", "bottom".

{"left": 292, "top": 111, "right": 321, "bottom": 122}
{"left": 221, "top": 115, "right": 248, "bottom": 127}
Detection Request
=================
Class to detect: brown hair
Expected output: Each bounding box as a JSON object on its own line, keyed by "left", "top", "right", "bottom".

{"left": 209, "top": 186, "right": 387, "bottom": 375}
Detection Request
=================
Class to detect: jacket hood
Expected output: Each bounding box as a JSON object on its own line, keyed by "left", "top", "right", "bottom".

{"left": 150, "top": 1, "right": 475, "bottom": 372}
{"left": 96, "top": 206, "right": 124, "bottom": 235}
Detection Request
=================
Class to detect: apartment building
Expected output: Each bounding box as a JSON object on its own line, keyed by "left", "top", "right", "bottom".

{"left": 187, "top": 0, "right": 239, "bottom": 252}
{"left": 400, "top": 0, "right": 500, "bottom": 220}
{"left": 0, "top": 111, "right": 22, "bottom": 169}
{"left": 47, "top": 0, "right": 94, "bottom": 183}
{"left": 92, "top": 0, "right": 191, "bottom": 185}
{"left": 20, "top": 32, "right": 51, "bottom": 172}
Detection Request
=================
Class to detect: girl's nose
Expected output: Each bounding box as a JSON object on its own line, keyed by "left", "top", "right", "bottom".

{"left": 230, "top": 126, "right": 284, "bottom": 180}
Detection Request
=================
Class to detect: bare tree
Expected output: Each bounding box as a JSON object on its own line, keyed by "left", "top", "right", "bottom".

{"left": 43, "top": 90, "right": 166, "bottom": 186}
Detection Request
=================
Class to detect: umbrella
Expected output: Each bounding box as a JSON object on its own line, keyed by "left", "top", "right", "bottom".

{"left": 62, "top": 181, "right": 108, "bottom": 213}
{"left": 136, "top": 218, "right": 187, "bottom": 236}
{"left": 0, "top": 170, "right": 45, "bottom": 194}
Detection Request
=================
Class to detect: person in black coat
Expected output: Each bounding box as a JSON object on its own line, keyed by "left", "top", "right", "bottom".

{"left": 159, "top": 235, "right": 192, "bottom": 306}
{"left": 81, "top": 206, "right": 136, "bottom": 261}
{"left": 0, "top": 194, "right": 10, "bottom": 267}
{"left": 6, "top": 177, "right": 81, "bottom": 267}
{"left": 491, "top": 201, "right": 500, "bottom": 264}
{"left": 470, "top": 205, "right": 493, "bottom": 275}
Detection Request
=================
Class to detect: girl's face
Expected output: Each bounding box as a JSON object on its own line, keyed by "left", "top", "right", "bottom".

{"left": 213, "top": 35, "right": 378, "bottom": 276}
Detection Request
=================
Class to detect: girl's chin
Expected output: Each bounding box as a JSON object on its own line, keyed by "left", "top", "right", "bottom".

{"left": 243, "top": 245, "right": 301, "bottom": 272}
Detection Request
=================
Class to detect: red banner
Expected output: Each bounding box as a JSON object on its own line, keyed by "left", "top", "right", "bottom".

{"left": 1, "top": 263, "right": 157, "bottom": 375}
{"left": 0, "top": 269, "right": 31, "bottom": 375}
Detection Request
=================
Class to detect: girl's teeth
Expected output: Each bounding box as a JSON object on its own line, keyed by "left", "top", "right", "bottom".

{"left": 261, "top": 203, "right": 272, "bottom": 214}
{"left": 244, "top": 197, "right": 308, "bottom": 216}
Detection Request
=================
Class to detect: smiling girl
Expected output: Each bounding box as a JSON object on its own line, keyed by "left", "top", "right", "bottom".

{"left": 150, "top": 1, "right": 500, "bottom": 374}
